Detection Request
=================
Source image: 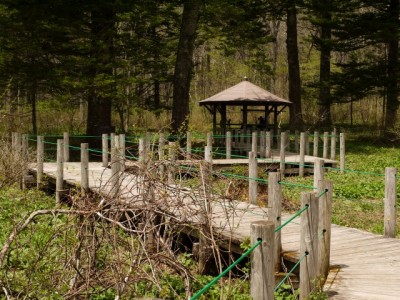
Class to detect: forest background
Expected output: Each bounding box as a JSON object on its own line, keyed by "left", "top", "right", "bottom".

{"left": 0, "top": 0, "right": 398, "bottom": 138}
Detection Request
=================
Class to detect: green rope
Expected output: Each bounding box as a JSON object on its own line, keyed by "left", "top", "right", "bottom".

{"left": 274, "top": 205, "right": 309, "bottom": 233}
{"left": 190, "top": 239, "right": 262, "bottom": 300}
{"left": 278, "top": 181, "right": 316, "bottom": 190}
{"left": 274, "top": 252, "right": 307, "bottom": 292}
{"left": 317, "top": 189, "right": 329, "bottom": 198}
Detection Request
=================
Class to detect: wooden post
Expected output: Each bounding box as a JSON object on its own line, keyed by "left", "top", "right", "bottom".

{"left": 56, "top": 139, "right": 64, "bottom": 204}
{"left": 246, "top": 130, "right": 251, "bottom": 152}
{"left": 250, "top": 221, "right": 275, "bottom": 300}
{"left": 81, "top": 143, "right": 89, "bottom": 195}
{"left": 279, "top": 131, "right": 286, "bottom": 176}
{"left": 168, "top": 142, "right": 176, "bottom": 184}
{"left": 114, "top": 135, "right": 120, "bottom": 170}
{"left": 277, "top": 128, "right": 281, "bottom": 151}
{"left": 313, "top": 131, "right": 319, "bottom": 157}
{"left": 139, "top": 138, "right": 146, "bottom": 163}
{"left": 252, "top": 131, "right": 257, "bottom": 154}
{"left": 340, "top": 133, "right": 345, "bottom": 173}
{"left": 299, "top": 132, "right": 306, "bottom": 177}
{"left": 268, "top": 172, "right": 282, "bottom": 272}
{"left": 119, "top": 133, "right": 126, "bottom": 172}
{"left": 37, "top": 136, "right": 44, "bottom": 189}
{"left": 265, "top": 131, "right": 272, "bottom": 158}
{"left": 259, "top": 130, "right": 265, "bottom": 158}
{"left": 300, "top": 192, "right": 319, "bottom": 299}
{"left": 102, "top": 134, "right": 109, "bottom": 167}
{"left": 330, "top": 131, "right": 336, "bottom": 160}
{"left": 186, "top": 132, "right": 192, "bottom": 160}
{"left": 145, "top": 132, "right": 151, "bottom": 154}
{"left": 317, "top": 180, "right": 333, "bottom": 283}
{"left": 110, "top": 133, "right": 116, "bottom": 162}
{"left": 305, "top": 131, "right": 310, "bottom": 155}
{"left": 204, "top": 145, "right": 212, "bottom": 163}
{"left": 239, "top": 130, "right": 244, "bottom": 154}
{"left": 384, "top": 167, "right": 397, "bottom": 238}
{"left": 158, "top": 133, "right": 166, "bottom": 180}
{"left": 323, "top": 132, "right": 329, "bottom": 159}
{"left": 110, "top": 150, "right": 120, "bottom": 198}
{"left": 15, "top": 132, "right": 22, "bottom": 156}
{"left": 206, "top": 132, "right": 212, "bottom": 149}
{"left": 313, "top": 159, "right": 324, "bottom": 189}
{"left": 63, "top": 132, "right": 70, "bottom": 163}
{"left": 249, "top": 151, "right": 258, "bottom": 205}
{"left": 226, "top": 131, "right": 232, "bottom": 159}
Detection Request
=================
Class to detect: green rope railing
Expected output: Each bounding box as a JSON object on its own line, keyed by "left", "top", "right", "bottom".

{"left": 274, "top": 205, "right": 309, "bottom": 233}
{"left": 190, "top": 238, "right": 263, "bottom": 300}
{"left": 275, "top": 252, "right": 307, "bottom": 292}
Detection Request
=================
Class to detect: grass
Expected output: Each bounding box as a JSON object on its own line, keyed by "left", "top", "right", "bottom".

{"left": 280, "top": 136, "right": 400, "bottom": 237}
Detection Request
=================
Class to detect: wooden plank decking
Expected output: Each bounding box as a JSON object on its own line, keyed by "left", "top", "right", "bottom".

{"left": 29, "top": 162, "right": 400, "bottom": 299}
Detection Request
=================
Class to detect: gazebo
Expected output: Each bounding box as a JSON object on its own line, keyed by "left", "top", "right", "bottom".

{"left": 199, "top": 78, "right": 292, "bottom": 135}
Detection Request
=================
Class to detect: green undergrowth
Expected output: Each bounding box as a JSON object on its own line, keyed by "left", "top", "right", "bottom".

{"left": 281, "top": 137, "right": 400, "bottom": 237}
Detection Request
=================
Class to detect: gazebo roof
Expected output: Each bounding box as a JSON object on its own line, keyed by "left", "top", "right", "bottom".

{"left": 199, "top": 79, "right": 292, "bottom": 106}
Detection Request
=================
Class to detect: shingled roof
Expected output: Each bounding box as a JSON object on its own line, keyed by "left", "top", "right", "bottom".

{"left": 199, "top": 79, "right": 292, "bottom": 106}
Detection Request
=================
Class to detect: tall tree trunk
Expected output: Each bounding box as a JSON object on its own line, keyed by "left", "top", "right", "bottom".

{"left": 286, "top": 0, "right": 303, "bottom": 130}
{"left": 86, "top": 5, "right": 115, "bottom": 137}
{"left": 28, "top": 82, "right": 37, "bottom": 135}
{"left": 384, "top": 0, "right": 399, "bottom": 131}
{"left": 270, "top": 20, "right": 280, "bottom": 93}
{"left": 318, "top": 5, "right": 332, "bottom": 127}
{"left": 171, "top": 0, "right": 202, "bottom": 134}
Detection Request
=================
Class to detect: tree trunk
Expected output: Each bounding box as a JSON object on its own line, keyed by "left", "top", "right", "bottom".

{"left": 318, "top": 6, "right": 332, "bottom": 127}
{"left": 86, "top": 5, "right": 115, "bottom": 137}
{"left": 270, "top": 20, "right": 280, "bottom": 93}
{"left": 28, "top": 82, "right": 37, "bottom": 135}
{"left": 384, "top": 0, "right": 399, "bottom": 131}
{"left": 171, "top": 0, "right": 202, "bottom": 134}
{"left": 286, "top": 0, "right": 303, "bottom": 130}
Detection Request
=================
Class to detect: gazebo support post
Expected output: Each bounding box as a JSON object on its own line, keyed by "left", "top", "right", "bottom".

{"left": 243, "top": 105, "right": 248, "bottom": 131}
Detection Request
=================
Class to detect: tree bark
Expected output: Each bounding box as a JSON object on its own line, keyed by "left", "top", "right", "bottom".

{"left": 86, "top": 5, "right": 115, "bottom": 137}
{"left": 171, "top": 0, "right": 202, "bottom": 134}
{"left": 318, "top": 7, "right": 332, "bottom": 127}
{"left": 286, "top": 0, "right": 304, "bottom": 130}
{"left": 384, "top": 0, "right": 399, "bottom": 131}
{"left": 28, "top": 81, "right": 37, "bottom": 135}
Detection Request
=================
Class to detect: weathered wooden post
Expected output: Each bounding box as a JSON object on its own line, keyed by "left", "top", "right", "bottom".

{"left": 279, "top": 131, "right": 286, "bottom": 176}
{"left": 313, "top": 159, "right": 324, "bottom": 189}
{"left": 259, "top": 130, "right": 266, "bottom": 158}
{"left": 63, "top": 132, "right": 70, "bottom": 163}
{"left": 186, "top": 132, "right": 192, "bottom": 160}
{"left": 114, "top": 135, "right": 120, "bottom": 169}
{"left": 250, "top": 221, "right": 275, "bottom": 300}
{"left": 313, "top": 131, "right": 319, "bottom": 157}
{"left": 158, "top": 133, "right": 165, "bottom": 180}
{"left": 81, "top": 143, "right": 89, "bottom": 194}
{"left": 299, "top": 132, "right": 306, "bottom": 177}
{"left": 340, "top": 133, "right": 345, "bottom": 173}
{"left": 249, "top": 151, "right": 258, "bottom": 205}
{"left": 145, "top": 132, "right": 151, "bottom": 154}
{"left": 119, "top": 133, "right": 126, "bottom": 172}
{"left": 204, "top": 145, "right": 212, "bottom": 163}
{"left": 110, "top": 133, "right": 116, "bottom": 161}
{"left": 15, "top": 132, "right": 22, "bottom": 156}
{"left": 110, "top": 150, "right": 120, "bottom": 198}
{"left": 265, "top": 131, "right": 272, "bottom": 158}
{"left": 305, "top": 131, "right": 310, "bottom": 155}
{"left": 330, "top": 131, "right": 336, "bottom": 160}
{"left": 56, "top": 139, "right": 64, "bottom": 205}
{"left": 139, "top": 138, "right": 146, "bottom": 164}
{"left": 268, "top": 172, "right": 282, "bottom": 272}
{"left": 37, "top": 136, "right": 44, "bottom": 189}
{"left": 226, "top": 131, "right": 232, "bottom": 159}
{"left": 168, "top": 142, "right": 177, "bottom": 184}
{"left": 384, "top": 167, "right": 397, "bottom": 238}
{"left": 300, "top": 192, "right": 319, "bottom": 299}
{"left": 206, "top": 132, "right": 212, "bottom": 149}
{"left": 102, "top": 133, "right": 109, "bottom": 167}
{"left": 252, "top": 131, "right": 258, "bottom": 154}
{"left": 323, "top": 132, "right": 329, "bottom": 159}
{"left": 317, "top": 180, "right": 333, "bottom": 283}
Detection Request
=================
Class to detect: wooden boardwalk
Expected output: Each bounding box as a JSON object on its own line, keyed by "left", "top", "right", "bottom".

{"left": 29, "top": 162, "right": 400, "bottom": 299}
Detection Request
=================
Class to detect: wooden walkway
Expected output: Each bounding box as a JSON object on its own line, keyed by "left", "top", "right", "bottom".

{"left": 29, "top": 162, "right": 400, "bottom": 299}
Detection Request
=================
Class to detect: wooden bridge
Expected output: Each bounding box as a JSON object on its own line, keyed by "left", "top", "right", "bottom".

{"left": 28, "top": 161, "right": 400, "bottom": 299}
